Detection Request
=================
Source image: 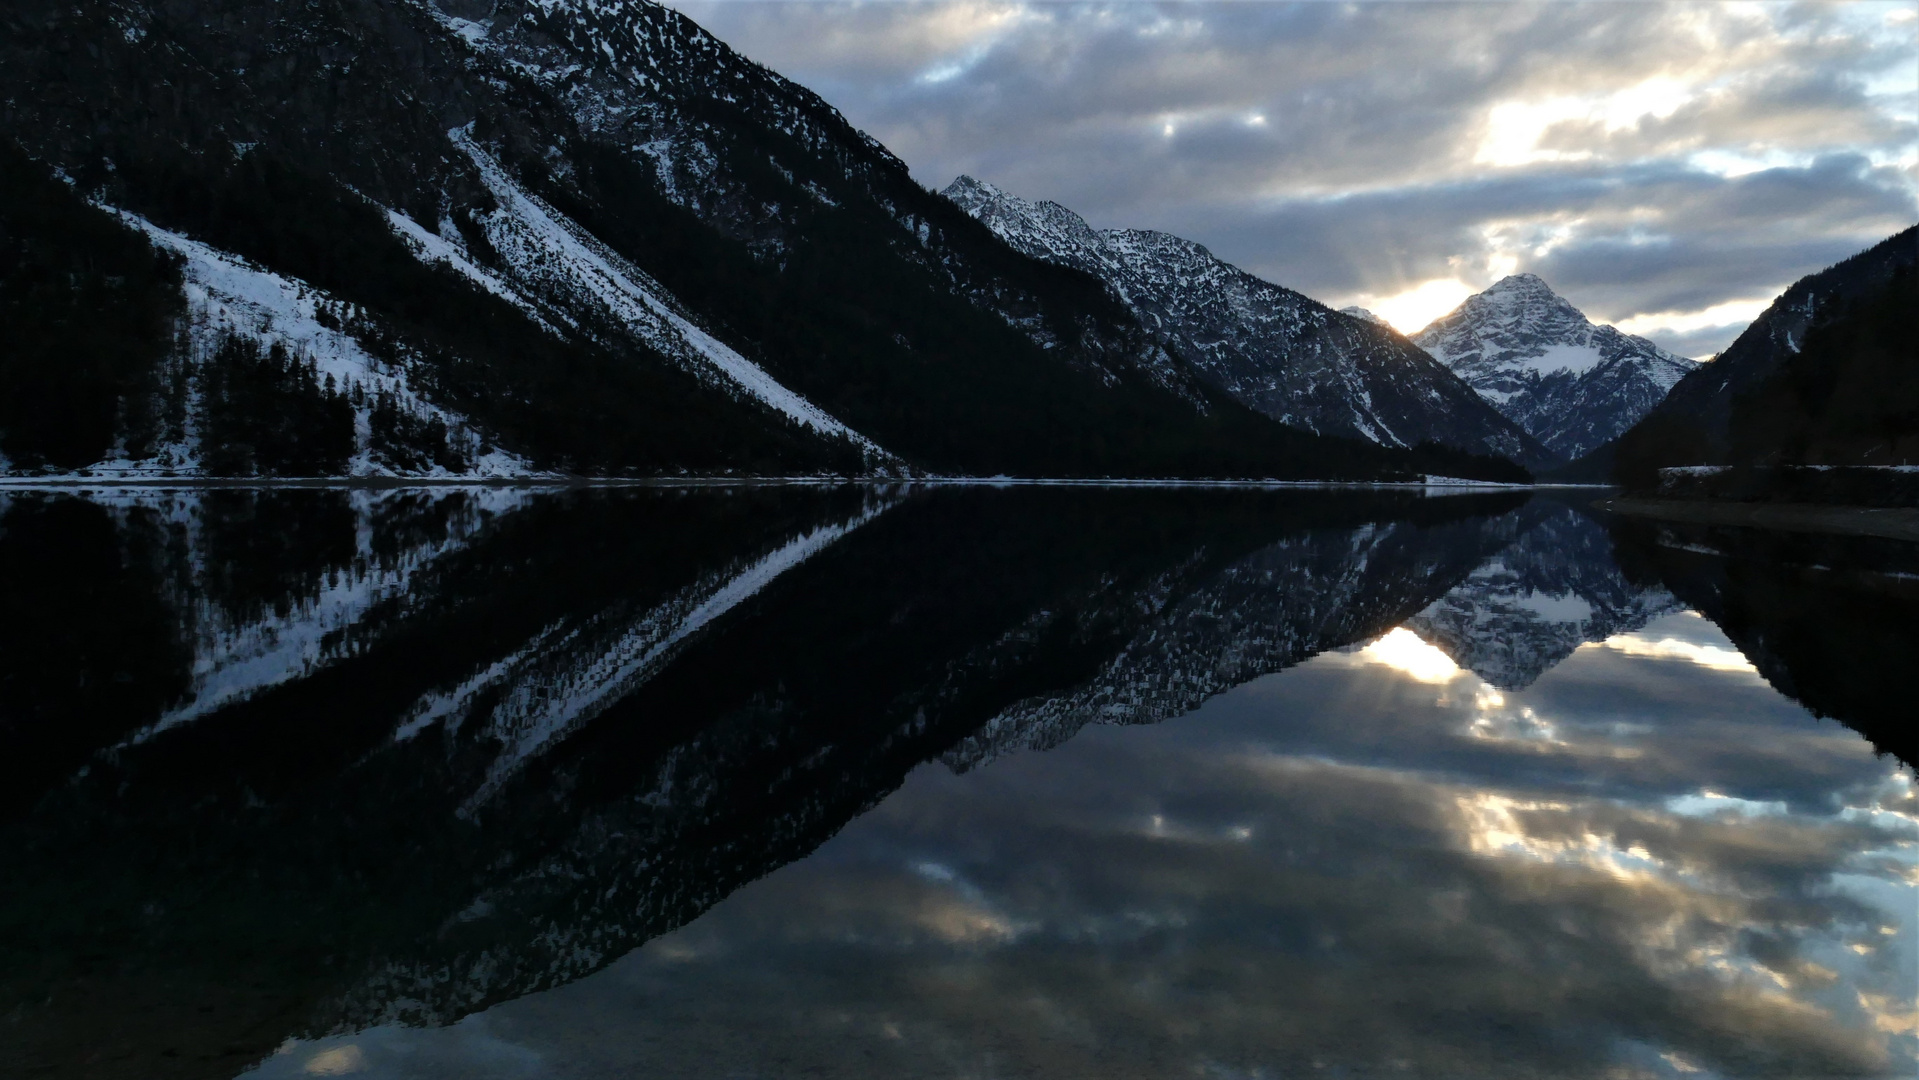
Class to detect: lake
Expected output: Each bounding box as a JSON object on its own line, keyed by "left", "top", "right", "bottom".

{"left": 1, "top": 485, "right": 1913, "bottom": 1079}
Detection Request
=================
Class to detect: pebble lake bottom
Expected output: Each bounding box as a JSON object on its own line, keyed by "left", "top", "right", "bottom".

{"left": 2, "top": 484, "right": 1912, "bottom": 1079}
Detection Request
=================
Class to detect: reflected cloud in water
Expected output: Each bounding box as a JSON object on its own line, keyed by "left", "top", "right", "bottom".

{"left": 0, "top": 487, "right": 1912, "bottom": 1079}
{"left": 251, "top": 611, "right": 1916, "bottom": 1080}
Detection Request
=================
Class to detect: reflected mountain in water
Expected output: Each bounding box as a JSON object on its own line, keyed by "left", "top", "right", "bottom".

{"left": 0, "top": 487, "right": 540, "bottom": 814}
{"left": 1406, "top": 497, "right": 1682, "bottom": 689}
{"left": 943, "top": 510, "right": 1511, "bottom": 770}
{"left": 0, "top": 485, "right": 1912, "bottom": 1080}
{"left": 2, "top": 486, "right": 1525, "bottom": 1077}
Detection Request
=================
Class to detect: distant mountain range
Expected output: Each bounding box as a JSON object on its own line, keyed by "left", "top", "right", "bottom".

{"left": 943, "top": 176, "right": 1549, "bottom": 467}
{"left": 1412, "top": 274, "right": 1697, "bottom": 462}
{"left": 0, "top": 0, "right": 1525, "bottom": 483}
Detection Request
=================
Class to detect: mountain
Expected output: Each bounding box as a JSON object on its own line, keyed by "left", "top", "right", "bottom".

{"left": 1405, "top": 499, "right": 1680, "bottom": 689}
{"left": 940, "top": 502, "right": 1518, "bottom": 771}
{"left": 1412, "top": 274, "right": 1696, "bottom": 462}
{"left": 1611, "top": 227, "right": 1918, "bottom": 489}
{"left": 0, "top": 0, "right": 1527, "bottom": 482}
{"left": 942, "top": 176, "right": 1548, "bottom": 467}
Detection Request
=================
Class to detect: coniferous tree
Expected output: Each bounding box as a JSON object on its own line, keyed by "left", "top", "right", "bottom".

{"left": 199, "top": 335, "right": 355, "bottom": 476}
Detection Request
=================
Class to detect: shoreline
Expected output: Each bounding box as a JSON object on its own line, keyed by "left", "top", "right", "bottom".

{"left": 1599, "top": 496, "right": 1919, "bottom": 543}
{"left": 0, "top": 475, "right": 1560, "bottom": 492}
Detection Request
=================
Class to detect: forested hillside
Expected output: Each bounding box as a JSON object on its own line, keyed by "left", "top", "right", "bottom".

{"left": 1723, "top": 269, "right": 1916, "bottom": 467}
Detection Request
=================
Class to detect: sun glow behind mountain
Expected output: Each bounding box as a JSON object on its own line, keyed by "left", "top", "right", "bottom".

{"left": 1369, "top": 280, "right": 1477, "bottom": 336}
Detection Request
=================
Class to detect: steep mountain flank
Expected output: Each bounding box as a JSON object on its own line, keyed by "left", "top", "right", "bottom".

{"left": 943, "top": 176, "right": 1547, "bottom": 468}
{"left": 1611, "top": 227, "right": 1919, "bottom": 489}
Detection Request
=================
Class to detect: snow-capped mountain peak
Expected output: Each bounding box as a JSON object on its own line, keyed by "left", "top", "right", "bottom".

{"left": 1340, "top": 306, "right": 1391, "bottom": 328}
{"left": 1414, "top": 275, "right": 1697, "bottom": 461}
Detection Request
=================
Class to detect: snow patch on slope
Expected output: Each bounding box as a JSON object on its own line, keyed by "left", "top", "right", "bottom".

{"left": 451, "top": 129, "right": 896, "bottom": 466}
{"left": 93, "top": 211, "right": 536, "bottom": 478}
{"left": 384, "top": 208, "right": 565, "bottom": 334}
{"left": 118, "top": 487, "right": 540, "bottom": 746}
{"left": 383, "top": 494, "right": 900, "bottom": 814}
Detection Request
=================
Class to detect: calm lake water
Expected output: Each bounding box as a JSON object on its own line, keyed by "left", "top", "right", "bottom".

{"left": 1, "top": 485, "right": 1913, "bottom": 1080}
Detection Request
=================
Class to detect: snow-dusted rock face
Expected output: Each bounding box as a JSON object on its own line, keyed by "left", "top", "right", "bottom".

{"left": 943, "top": 176, "right": 1547, "bottom": 466}
{"left": 1413, "top": 274, "right": 1696, "bottom": 462}
{"left": 1406, "top": 501, "right": 1680, "bottom": 689}
{"left": 21, "top": 0, "right": 1338, "bottom": 481}
{"left": 438, "top": 0, "right": 1199, "bottom": 399}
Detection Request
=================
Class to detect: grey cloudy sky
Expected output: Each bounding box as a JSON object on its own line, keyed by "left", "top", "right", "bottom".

{"left": 665, "top": 0, "right": 1917, "bottom": 355}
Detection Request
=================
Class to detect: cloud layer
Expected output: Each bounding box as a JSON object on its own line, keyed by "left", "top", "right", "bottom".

{"left": 668, "top": 0, "right": 1918, "bottom": 352}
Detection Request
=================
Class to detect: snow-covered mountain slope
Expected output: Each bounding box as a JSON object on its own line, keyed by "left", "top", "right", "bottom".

{"left": 448, "top": 132, "right": 894, "bottom": 462}
{"left": 943, "top": 176, "right": 1549, "bottom": 467}
{"left": 1405, "top": 501, "right": 1680, "bottom": 689}
{"left": 434, "top": 0, "right": 1190, "bottom": 395}
{"left": 1413, "top": 274, "right": 1696, "bottom": 462}
{"left": 105, "top": 213, "right": 536, "bottom": 479}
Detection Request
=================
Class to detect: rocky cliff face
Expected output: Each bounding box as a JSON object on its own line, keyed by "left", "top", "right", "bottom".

{"left": 1413, "top": 274, "right": 1696, "bottom": 463}
{"left": 943, "top": 176, "right": 1549, "bottom": 468}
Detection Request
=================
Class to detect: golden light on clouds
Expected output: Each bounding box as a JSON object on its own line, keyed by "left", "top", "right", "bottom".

{"left": 1473, "top": 77, "right": 1694, "bottom": 169}
{"left": 675, "top": 0, "right": 1917, "bottom": 357}
{"left": 303, "top": 1046, "right": 367, "bottom": 1076}
{"left": 1599, "top": 634, "right": 1758, "bottom": 673}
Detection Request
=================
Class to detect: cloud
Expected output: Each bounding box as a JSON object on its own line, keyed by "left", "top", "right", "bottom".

{"left": 670, "top": 0, "right": 1918, "bottom": 355}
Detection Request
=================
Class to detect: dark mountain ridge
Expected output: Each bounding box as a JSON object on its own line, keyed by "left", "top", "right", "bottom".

{"left": 1611, "top": 226, "right": 1917, "bottom": 489}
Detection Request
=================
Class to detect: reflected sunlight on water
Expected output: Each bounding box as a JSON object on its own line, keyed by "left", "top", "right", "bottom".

{"left": 1360, "top": 626, "right": 1465, "bottom": 683}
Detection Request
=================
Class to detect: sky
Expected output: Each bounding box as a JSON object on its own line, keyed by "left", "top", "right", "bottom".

{"left": 663, "top": 0, "right": 1918, "bottom": 355}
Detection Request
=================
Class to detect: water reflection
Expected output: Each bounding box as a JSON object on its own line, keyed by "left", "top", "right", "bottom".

{"left": 0, "top": 486, "right": 1911, "bottom": 1079}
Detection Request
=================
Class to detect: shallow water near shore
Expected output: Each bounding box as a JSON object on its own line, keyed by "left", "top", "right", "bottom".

{"left": 2, "top": 485, "right": 1912, "bottom": 1079}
